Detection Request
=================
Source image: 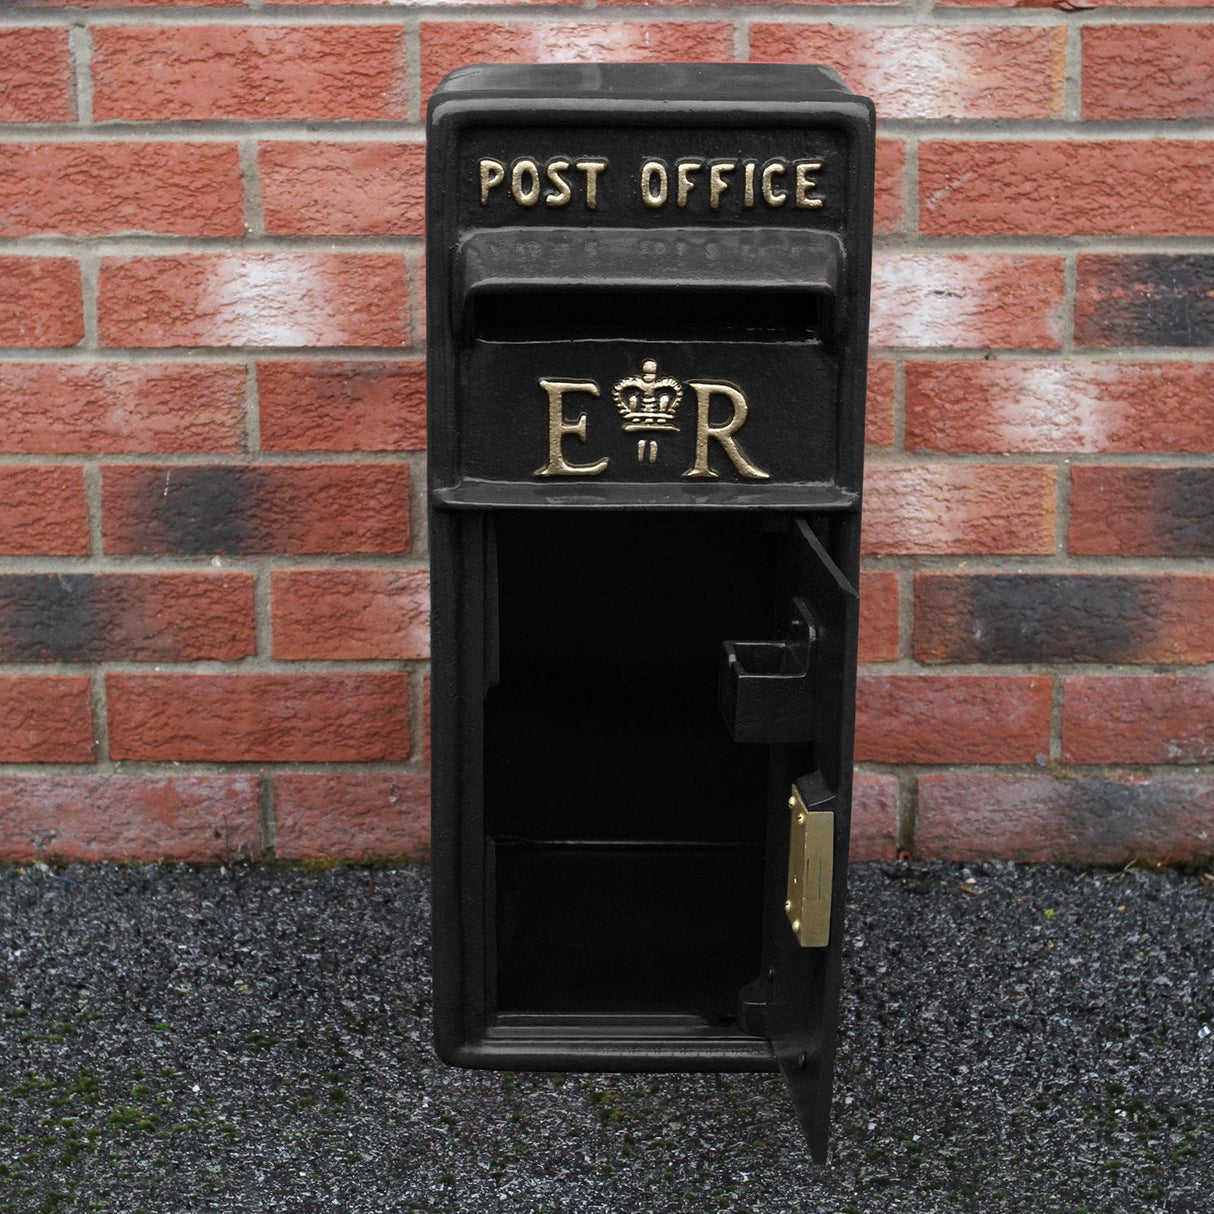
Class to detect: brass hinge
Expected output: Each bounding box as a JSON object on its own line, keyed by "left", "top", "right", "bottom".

{"left": 785, "top": 785, "right": 834, "bottom": 948}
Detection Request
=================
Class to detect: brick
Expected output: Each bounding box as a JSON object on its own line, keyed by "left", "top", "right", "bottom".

{"left": 272, "top": 569, "right": 428, "bottom": 660}
{"left": 16, "top": 0, "right": 243, "bottom": 7}
{"left": 916, "top": 772, "right": 1214, "bottom": 865}
{"left": 0, "top": 677, "right": 93, "bottom": 764}
{"left": 274, "top": 772, "right": 429, "bottom": 861}
{"left": 99, "top": 254, "right": 409, "bottom": 349}
{"left": 0, "top": 258, "right": 83, "bottom": 349}
{"left": 1064, "top": 676, "right": 1214, "bottom": 765}
{"left": 0, "top": 28, "right": 73, "bottom": 122}
{"left": 93, "top": 25, "right": 408, "bottom": 122}
{"left": 858, "top": 570, "right": 899, "bottom": 664}
{"left": 856, "top": 674, "right": 1051, "bottom": 765}
{"left": 422, "top": 671, "right": 430, "bottom": 770}
{"left": 0, "top": 573, "right": 254, "bottom": 663}
{"left": 906, "top": 361, "right": 1214, "bottom": 455}
{"left": 871, "top": 255, "right": 1064, "bottom": 350}
{"left": 259, "top": 142, "right": 425, "bottom": 237}
{"left": 257, "top": 360, "right": 425, "bottom": 452}
{"left": 915, "top": 574, "right": 1214, "bottom": 666}
{"left": 850, "top": 772, "right": 899, "bottom": 862}
{"left": 0, "top": 776, "right": 260, "bottom": 865}
{"left": 874, "top": 139, "right": 905, "bottom": 235}
{"left": 0, "top": 144, "right": 243, "bottom": 239}
{"left": 107, "top": 672, "right": 411, "bottom": 762}
{"left": 863, "top": 464, "right": 1055, "bottom": 556}
{"left": 601, "top": 0, "right": 896, "bottom": 5}
{"left": 1084, "top": 25, "right": 1214, "bottom": 121}
{"left": 1075, "top": 255, "right": 1214, "bottom": 349}
{"left": 920, "top": 141, "right": 1214, "bottom": 237}
{"left": 0, "top": 363, "right": 246, "bottom": 455}
{"left": 939, "top": 0, "right": 1210, "bottom": 7}
{"left": 865, "top": 358, "right": 895, "bottom": 448}
{"left": 1070, "top": 467, "right": 1214, "bottom": 558}
{"left": 293, "top": 0, "right": 576, "bottom": 4}
{"left": 102, "top": 463, "right": 411, "bottom": 556}
{"left": 0, "top": 467, "right": 88, "bottom": 557}
{"left": 750, "top": 24, "right": 1065, "bottom": 119}
{"left": 420, "top": 22, "right": 734, "bottom": 102}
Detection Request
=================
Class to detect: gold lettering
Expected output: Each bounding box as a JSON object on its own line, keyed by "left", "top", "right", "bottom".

{"left": 683, "top": 381, "right": 769, "bottom": 481}
{"left": 535, "top": 380, "right": 608, "bottom": 477}
{"left": 479, "top": 158, "right": 506, "bottom": 205}
{"left": 640, "top": 160, "right": 668, "bottom": 208}
{"left": 575, "top": 160, "right": 607, "bottom": 210}
{"left": 676, "top": 160, "right": 702, "bottom": 208}
{"left": 795, "top": 161, "right": 824, "bottom": 209}
{"left": 511, "top": 159, "right": 541, "bottom": 206}
{"left": 761, "top": 162, "right": 787, "bottom": 207}
{"left": 743, "top": 161, "right": 756, "bottom": 209}
{"left": 545, "top": 160, "right": 573, "bottom": 207}
{"left": 709, "top": 161, "right": 736, "bottom": 210}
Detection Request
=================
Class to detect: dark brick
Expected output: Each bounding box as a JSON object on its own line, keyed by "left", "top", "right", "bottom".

{"left": 1076, "top": 255, "right": 1214, "bottom": 347}
{"left": 1070, "top": 467, "right": 1214, "bottom": 558}
{"left": 0, "top": 573, "right": 254, "bottom": 662}
{"left": 103, "top": 464, "right": 411, "bottom": 556}
{"left": 917, "top": 772, "right": 1214, "bottom": 864}
{"left": 912, "top": 574, "right": 1208, "bottom": 665}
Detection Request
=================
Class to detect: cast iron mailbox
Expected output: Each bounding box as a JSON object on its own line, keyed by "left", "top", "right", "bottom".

{"left": 427, "top": 63, "right": 874, "bottom": 1160}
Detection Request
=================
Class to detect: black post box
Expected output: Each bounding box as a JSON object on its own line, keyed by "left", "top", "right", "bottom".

{"left": 426, "top": 63, "right": 874, "bottom": 1160}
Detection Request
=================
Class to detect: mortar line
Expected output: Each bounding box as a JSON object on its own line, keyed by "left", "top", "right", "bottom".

{"left": 78, "top": 250, "right": 100, "bottom": 351}
{"left": 407, "top": 665, "right": 429, "bottom": 773}
{"left": 1050, "top": 675, "right": 1065, "bottom": 765}
{"left": 83, "top": 463, "right": 104, "bottom": 560}
{"left": 899, "top": 772, "right": 916, "bottom": 858}
{"left": 891, "top": 356, "right": 907, "bottom": 451}
{"left": 259, "top": 773, "right": 277, "bottom": 859}
{"left": 69, "top": 22, "right": 93, "bottom": 126}
{"left": 253, "top": 559, "right": 274, "bottom": 662}
{"left": 898, "top": 567, "right": 914, "bottom": 664}
{"left": 733, "top": 15, "right": 749, "bottom": 63}
{"left": 90, "top": 670, "right": 110, "bottom": 769}
{"left": 238, "top": 136, "right": 264, "bottom": 239}
{"left": 406, "top": 451, "right": 429, "bottom": 562}
{"left": 243, "top": 360, "right": 260, "bottom": 458}
{"left": 902, "top": 135, "right": 919, "bottom": 238}
{"left": 1063, "top": 17, "right": 1083, "bottom": 125}
{"left": 9, "top": 233, "right": 1214, "bottom": 256}
{"left": 404, "top": 13, "right": 422, "bottom": 128}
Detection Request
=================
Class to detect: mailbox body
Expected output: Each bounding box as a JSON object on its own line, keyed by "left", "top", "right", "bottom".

{"left": 427, "top": 64, "right": 874, "bottom": 1159}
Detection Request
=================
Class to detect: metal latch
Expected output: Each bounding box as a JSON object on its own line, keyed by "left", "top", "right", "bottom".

{"left": 786, "top": 784, "right": 834, "bottom": 948}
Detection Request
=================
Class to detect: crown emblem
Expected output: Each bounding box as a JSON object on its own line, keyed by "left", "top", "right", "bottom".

{"left": 612, "top": 359, "right": 682, "bottom": 434}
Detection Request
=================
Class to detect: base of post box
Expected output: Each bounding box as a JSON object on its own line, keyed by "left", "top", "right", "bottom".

{"left": 441, "top": 1024, "right": 785, "bottom": 1073}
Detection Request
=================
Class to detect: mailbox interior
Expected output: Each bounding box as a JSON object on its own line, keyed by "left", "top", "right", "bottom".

{"left": 485, "top": 510, "right": 775, "bottom": 1024}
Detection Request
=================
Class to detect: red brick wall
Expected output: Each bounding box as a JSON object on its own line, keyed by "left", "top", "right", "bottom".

{"left": 0, "top": 1, "right": 1211, "bottom": 866}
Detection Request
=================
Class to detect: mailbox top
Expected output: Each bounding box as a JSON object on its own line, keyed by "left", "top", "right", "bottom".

{"left": 429, "top": 62, "right": 863, "bottom": 109}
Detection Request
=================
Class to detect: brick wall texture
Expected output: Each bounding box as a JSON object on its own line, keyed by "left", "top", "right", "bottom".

{"left": 0, "top": 0, "right": 1211, "bottom": 867}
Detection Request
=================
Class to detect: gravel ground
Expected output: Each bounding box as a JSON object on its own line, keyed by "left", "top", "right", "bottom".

{"left": 0, "top": 859, "right": 1211, "bottom": 1213}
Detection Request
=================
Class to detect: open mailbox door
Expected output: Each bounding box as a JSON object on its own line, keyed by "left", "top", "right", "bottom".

{"left": 426, "top": 64, "right": 874, "bottom": 1160}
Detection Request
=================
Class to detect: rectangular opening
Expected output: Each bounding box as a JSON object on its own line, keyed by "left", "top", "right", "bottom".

{"left": 469, "top": 287, "right": 827, "bottom": 343}
{"left": 483, "top": 511, "right": 777, "bottom": 1023}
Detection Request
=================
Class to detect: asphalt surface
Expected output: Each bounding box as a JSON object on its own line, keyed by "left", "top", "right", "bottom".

{"left": 0, "top": 859, "right": 1211, "bottom": 1213}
